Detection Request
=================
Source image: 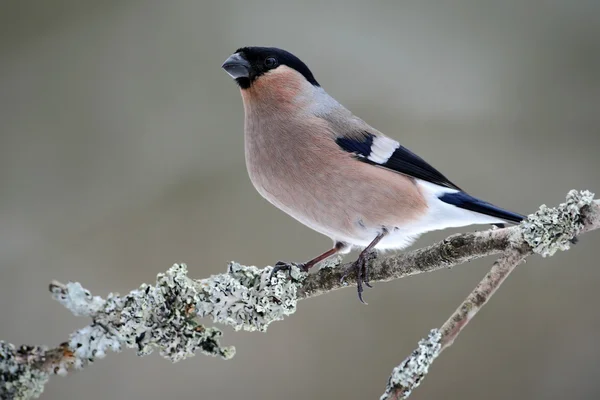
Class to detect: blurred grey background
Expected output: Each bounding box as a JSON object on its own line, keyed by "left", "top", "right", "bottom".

{"left": 1, "top": 1, "right": 599, "bottom": 399}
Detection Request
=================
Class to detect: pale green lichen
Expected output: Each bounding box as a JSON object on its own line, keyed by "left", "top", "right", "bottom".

{"left": 51, "top": 281, "right": 105, "bottom": 317}
{"left": 196, "top": 262, "right": 304, "bottom": 332}
{"left": 521, "top": 190, "right": 595, "bottom": 257}
{"left": 0, "top": 342, "right": 49, "bottom": 400}
{"left": 2, "top": 265, "right": 242, "bottom": 399}
{"left": 381, "top": 329, "right": 441, "bottom": 400}
{"left": 1, "top": 259, "right": 300, "bottom": 399}
{"left": 67, "top": 325, "right": 121, "bottom": 370}
{"left": 54, "top": 264, "right": 235, "bottom": 371}
{"left": 317, "top": 255, "right": 343, "bottom": 270}
{"left": 141, "top": 265, "right": 235, "bottom": 361}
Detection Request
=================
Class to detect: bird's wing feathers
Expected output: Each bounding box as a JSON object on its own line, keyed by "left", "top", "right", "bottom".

{"left": 334, "top": 129, "right": 462, "bottom": 191}
{"left": 326, "top": 115, "right": 524, "bottom": 224}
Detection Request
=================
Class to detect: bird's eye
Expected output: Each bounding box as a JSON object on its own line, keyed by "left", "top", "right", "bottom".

{"left": 264, "top": 57, "right": 278, "bottom": 68}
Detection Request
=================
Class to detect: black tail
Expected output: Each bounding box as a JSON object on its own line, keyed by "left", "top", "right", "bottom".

{"left": 438, "top": 192, "right": 524, "bottom": 224}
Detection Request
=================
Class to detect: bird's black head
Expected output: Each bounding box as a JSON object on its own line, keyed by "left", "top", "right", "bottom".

{"left": 221, "top": 47, "right": 319, "bottom": 89}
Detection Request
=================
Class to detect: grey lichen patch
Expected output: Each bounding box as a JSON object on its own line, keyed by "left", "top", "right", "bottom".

{"left": 104, "top": 264, "right": 234, "bottom": 362}
{"left": 196, "top": 262, "right": 305, "bottom": 332}
{"left": 57, "top": 264, "right": 234, "bottom": 370}
{"left": 50, "top": 281, "right": 105, "bottom": 317}
{"left": 143, "top": 264, "right": 235, "bottom": 361}
{"left": 521, "top": 190, "right": 595, "bottom": 257}
{"left": 317, "top": 255, "right": 343, "bottom": 270}
{"left": 67, "top": 325, "right": 121, "bottom": 370}
{"left": 0, "top": 342, "right": 49, "bottom": 400}
{"left": 381, "top": 329, "right": 442, "bottom": 400}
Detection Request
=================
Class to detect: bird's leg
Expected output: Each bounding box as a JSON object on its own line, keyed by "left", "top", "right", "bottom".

{"left": 341, "top": 229, "right": 388, "bottom": 304}
{"left": 269, "top": 242, "right": 347, "bottom": 281}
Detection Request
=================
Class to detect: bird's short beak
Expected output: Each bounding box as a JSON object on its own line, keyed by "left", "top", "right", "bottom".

{"left": 221, "top": 53, "right": 251, "bottom": 79}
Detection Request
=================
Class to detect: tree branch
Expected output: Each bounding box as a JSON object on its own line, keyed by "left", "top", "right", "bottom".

{"left": 1, "top": 190, "right": 598, "bottom": 400}
{"left": 380, "top": 190, "right": 599, "bottom": 399}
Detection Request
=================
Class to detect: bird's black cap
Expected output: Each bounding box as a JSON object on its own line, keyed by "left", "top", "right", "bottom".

{"left": 222, "top": 47, "right": 319, "bottom": 89}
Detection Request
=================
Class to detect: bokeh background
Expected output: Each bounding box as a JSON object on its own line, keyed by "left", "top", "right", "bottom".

{"left": 1, "top": 1, "right": 599, "bottom": 399}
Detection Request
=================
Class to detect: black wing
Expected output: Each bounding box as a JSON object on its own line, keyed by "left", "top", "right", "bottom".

{"left": 336, "top": 132, "right": 462, "bottom": 191}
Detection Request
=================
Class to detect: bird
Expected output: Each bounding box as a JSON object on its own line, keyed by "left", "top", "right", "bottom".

{"left": 221, "top": 46, "right": 524, "bottom": 303}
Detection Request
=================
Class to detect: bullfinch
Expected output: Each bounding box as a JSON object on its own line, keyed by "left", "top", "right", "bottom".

{"left": 222, "top": 46, "right": 523, "bottom": 303}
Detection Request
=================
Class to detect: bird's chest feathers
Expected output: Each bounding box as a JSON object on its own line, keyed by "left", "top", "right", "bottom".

{"left": 243, "top": 109, "right": 333, "bottom": 208}
{"left": 244, "top": 113, "right": 306, "bottom": 196}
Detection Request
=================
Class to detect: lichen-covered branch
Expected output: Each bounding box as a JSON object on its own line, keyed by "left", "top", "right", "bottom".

{"left": 1, "top": 191, "right": 598, "bottom": 400}
{"left": 380, "top": 190, "right": 599, "bottom": 400}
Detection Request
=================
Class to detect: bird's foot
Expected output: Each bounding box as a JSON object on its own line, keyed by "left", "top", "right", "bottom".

{"left": 268, "top": 261, "right": 307, "bottom": 282}
{"left": 340, "top": 250, "right": 377, "bottom": 304}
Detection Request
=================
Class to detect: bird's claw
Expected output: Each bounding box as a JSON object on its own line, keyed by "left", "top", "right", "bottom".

{"left": 268, "top": 261, "right": 306, "bottom": 282}
{"left": 340, "top": 251, "right": 376, "bottom": 304}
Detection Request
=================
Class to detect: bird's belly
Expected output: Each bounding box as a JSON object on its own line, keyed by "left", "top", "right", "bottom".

{"left": 248, "top": 168, "right": 357, "bottom": 240}
{"left": 248, "top": 164, "right": 424, "bottom": 249}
